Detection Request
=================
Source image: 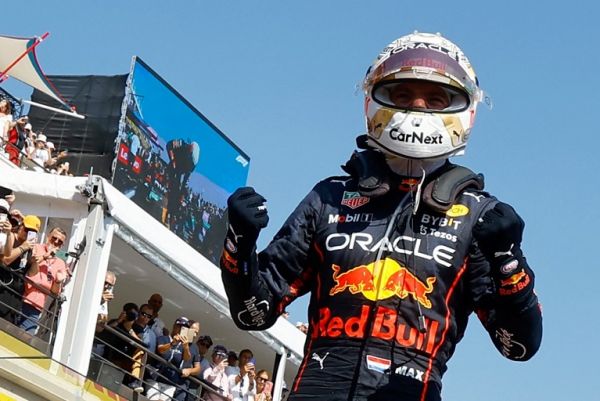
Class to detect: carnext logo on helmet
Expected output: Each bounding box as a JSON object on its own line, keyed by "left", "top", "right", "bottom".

{"left": 328, "top": 213, "right": 373, "bottom": 224}
{"left": 389, "top": 129, "right": 442, "bottom": 144}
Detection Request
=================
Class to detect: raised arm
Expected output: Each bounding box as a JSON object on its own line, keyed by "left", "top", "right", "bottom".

{"left": 472, "top": 202, "right": 542, "bottom": 360}
{"left": 220, "top": 186, "right": 322, "bottom": 330}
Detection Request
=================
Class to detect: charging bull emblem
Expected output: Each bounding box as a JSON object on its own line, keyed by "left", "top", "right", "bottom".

{"left": 384, "top": 268, "right": 436, "bottom": 308}
{"left": 329, "top": 259, "right": 436, "bottom": 308}
{"left": 330, "top": 264, "right": 375, "bottom": 295}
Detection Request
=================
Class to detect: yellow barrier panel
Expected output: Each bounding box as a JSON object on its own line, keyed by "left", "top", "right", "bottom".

{"left": 0, "top": 331, "right": 128, "bottom": 401}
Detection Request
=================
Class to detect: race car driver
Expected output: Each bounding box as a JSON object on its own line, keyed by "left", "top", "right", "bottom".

{"left": 165, "top": 138, "right": 200, "bottom": 228}
{"left": 220, "top": 32, "right": 542, "bottom": 401}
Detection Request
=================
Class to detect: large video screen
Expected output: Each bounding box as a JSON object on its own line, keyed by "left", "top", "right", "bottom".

{"left": 112, "top": 57, "right": 250, "bottom": 264}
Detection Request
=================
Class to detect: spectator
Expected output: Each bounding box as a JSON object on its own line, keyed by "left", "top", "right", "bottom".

{"left": 56, "top": 161, "right": 71, "bottom": 176}
{"left": 229, "top": 349, "right": 256, "bottom": 401}
{"left": 8, "top": 209, "right": 23, "bottom": 227}
{"left": 197, "top": 334, "right": 213, "bottom": 373}
{"left": 185, "top": 321, "right": 205, "bottom": 401}
{"left": 146, "top": 316, "right": 193, "bottom": 400}
{"left": 45, "top": 142, "right": 57, "bottom": 171}
{"left": 132, "top": 303, "right": 157, "bottom": 353}
{"left": 0, "top": 186, "right": 15, "bottom": 206}
{"left": 295, "top": 322, "right": 308, "bottom": 334}
{"left": 92, "top": 270, "right": 117, "bottom": 357}
{"left": 107, "top": 302, "right": 139, "bottom": 327}
{"left": 45, "top": 142, "right": 68, "bottom": 173}
{"left": 202, "top": 345, "right": 231, "bottom": 401}
{"left": 98, "top": 270, "right": 116, "bottom": 322}
{"left": 0, "top": 214, "right": 40, "bottom": 324}
{"left": 147, "top": 293, "right": 166, "bottom": 338}
{"left": 255, "top": 370, "right": 272, "bottom": 401}
{"left": 19, "top": 226, "right": 68, "bottom": 334}
{"left": 177, "top": 319, "right": 201, "bottom": 401}
{"left": 0, "top": 99, "right": 13, "bottom": 145}
{"left": 22, "top": 122, "right": 33, "bottom": 145}
{"left": 28, "top": 133, "right": 50, "bottom": 171}
{"left": 0, "top": 99, "right": 24, "bottom": 148}
{"left": 21, "top": 124, "right": 35, "bottom": 158}
{"left": 100, "top": 302, "right": 147, "bottom": 386}
{"left": 225, "top": 350, "right": 239, "bottom": 377}
{"left": 128, "top": 303, "right": 157, "bottom": 392}
{"left": 0, "top": 199, "right": 12, "bottom": 256}
{"left": 6, "top": 116, "right": 26, "bottom": 165}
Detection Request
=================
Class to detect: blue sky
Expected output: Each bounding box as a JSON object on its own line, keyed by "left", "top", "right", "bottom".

{"left": 3, "top": 1, "right": 600, "bottom": 400}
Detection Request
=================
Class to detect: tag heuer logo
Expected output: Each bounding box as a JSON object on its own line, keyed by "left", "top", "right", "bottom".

{"left": 341, "top": 191, "right": 370, "bottom": 209}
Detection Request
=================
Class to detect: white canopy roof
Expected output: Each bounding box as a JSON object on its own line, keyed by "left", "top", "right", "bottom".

{"left": 0, "top": 33, "right": 71, "bottom": 109}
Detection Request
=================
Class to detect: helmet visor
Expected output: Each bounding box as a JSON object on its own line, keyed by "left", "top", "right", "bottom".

{"left": 372, "top": 79, "right": 469, "bottom": 113}
{"left": 365, "top": 47, "right": 481, "bottom": 101}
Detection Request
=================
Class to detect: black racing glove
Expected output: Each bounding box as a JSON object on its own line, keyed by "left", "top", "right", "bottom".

{"left": 473, "top": 202, "right": 533, "bottom": 305}
{"left": 473, "top": 202, "right": 524, "bottom": 261}
{"left": 222, "top": 187, "right": 269, "bottom": 273}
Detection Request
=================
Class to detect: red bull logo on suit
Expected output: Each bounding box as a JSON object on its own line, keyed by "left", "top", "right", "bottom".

{"left": 317, "top": 305, "right": 440, "bottom": 355}
{"left": 329, "top": 259, "right": 436, "bottom": 308}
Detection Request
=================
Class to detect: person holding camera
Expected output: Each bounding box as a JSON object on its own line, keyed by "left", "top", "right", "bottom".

{"left": 147, "top": 316, "right": 196, "bottom": 400}
{"left": 0, "top": 199, "right": 13, "bottom": 257}
{"left": 92, "top": 270, "right": 118, "bottom": 357}
{"left": 184, "top": 320, "right": 205, "bottom": 401}
{"left": 0, "top": 210, "right": 40, "bottom": 325}
{"left": 99, "top": 302, "right": 154, "bottom": 392}
{"left": 56, "top": 161, "right": 71, "bottom": 176}
{"left": 19, "top": 226, "right": 68, "bottom": 334}
{"left": 177, "top": 319, "right": 201, "bottom": 401}
{"left": 102, "top": 303, "right": 142, "bottom": 357}
{"left": 203, "top": 344, "right": 232, "bottom": 401}
{"left": 98, "top": 270, "right": 116, "bottom": 322}
{"left": 229, "top": 349, "right": 256, "bottom": 401}
{"left": 45, "top": 142, "right": 69, "bottom": 173}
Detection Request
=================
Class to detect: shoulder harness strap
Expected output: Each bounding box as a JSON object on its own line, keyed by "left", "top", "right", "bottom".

{"left": 422, "top": 164, "right": 485, "bottom": 213}
{"left": 341, "top": 142, "right": 484, "bottom": 211}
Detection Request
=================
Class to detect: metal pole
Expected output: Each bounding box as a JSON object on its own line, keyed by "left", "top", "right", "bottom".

{"left": 21, "top": 99, "right": 85, "bottom": 119}
{"left": 272, "top": 347, "right": 288, "bottom": 401}
{"left": 52, "top": 203, "right": 116, "bottom": 376}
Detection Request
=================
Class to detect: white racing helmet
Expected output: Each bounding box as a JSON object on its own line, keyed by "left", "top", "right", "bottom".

{"left": 363, "top": 32, "right": 487, "bottom": 160}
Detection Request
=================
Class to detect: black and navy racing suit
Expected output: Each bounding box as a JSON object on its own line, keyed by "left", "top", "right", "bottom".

{"left": 220, "top": 172, "right": 542, "bottom": 401}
